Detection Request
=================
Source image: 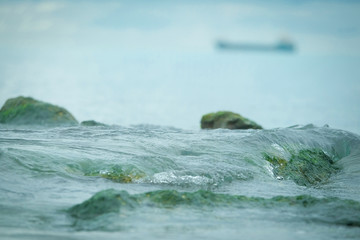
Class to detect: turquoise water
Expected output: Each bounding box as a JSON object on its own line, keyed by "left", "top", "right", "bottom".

{"left": 0, "top": 124, "right": 359, "bottom": 239}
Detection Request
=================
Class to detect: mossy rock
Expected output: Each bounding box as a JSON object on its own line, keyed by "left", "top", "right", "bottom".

{"left": 0, "top": 96, "right": 78, "bottom": 126}
{"left": 201, "top": 111, "right": 262, "bottom": 130}
{"left": 69, "top": 189, "right": 360, "bottom": 229}
{"left": 84, "top": 165, "right": 146, "bottom": 183}
{"left": 81, "top": 120, "right": 106, "bottom": 127}
{"left": 68, "top": 189, "right": 139, "bottom": 219}
{"left": 264, "top": 149, "right": 339, "bottom": 186}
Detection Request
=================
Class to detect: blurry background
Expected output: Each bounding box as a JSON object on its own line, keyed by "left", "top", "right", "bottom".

{"left": 0, "top": 0, "right": 359, "bottom": 133}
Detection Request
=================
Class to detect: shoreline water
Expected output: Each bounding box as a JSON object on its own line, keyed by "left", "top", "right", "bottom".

{"left": 1, "top": 123, "right": 360, "bottom": 239}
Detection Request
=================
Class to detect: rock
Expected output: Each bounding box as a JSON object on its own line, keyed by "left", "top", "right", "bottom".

{"left": 0, "top": 96, "right": 78, "bottom": 126}
{"left": 264, "top": 149, "right": 339, "bottom": 186}
{"left": 68, "top": 189, "right": 138, "bottom": 220}
{"left": 84, "top": 165, "right": 146, "bottom": 183}
{"left": 201, "top": 111, "right": 262, "bottom": 130}
{"left": 69, "top": 189, "right": 360, "bottom": 229}
{"left": 81, "top": 120, "right": 106, "bottom": 127}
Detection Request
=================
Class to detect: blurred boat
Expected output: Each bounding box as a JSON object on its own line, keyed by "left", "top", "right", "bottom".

{"left": 216, "top": 39, "right": 295, "bottom": 52}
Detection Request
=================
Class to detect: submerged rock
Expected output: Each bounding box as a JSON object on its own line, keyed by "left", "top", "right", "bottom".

{"left": 0, "top": 96, "right": 78, "bottom": 126}
{"left": 83, "top": 165, "right": 146, "bottom": 183}
{"left": 201, "top": 111, "right": 262, "bottom": 130}
{"left": 68, "top": 189, "right": 138, "bottom": 219}
{"left": 264, "top": 149, "right": 339, "bottom": 186}
{"left": 69, "top": 189, "right": 360, "bottom": 228}
{"left": 81, "top": 120, "right": 106, "bottom": 127}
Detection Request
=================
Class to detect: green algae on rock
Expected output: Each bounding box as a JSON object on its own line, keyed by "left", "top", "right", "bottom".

{"left": 0, "top": 96, "right": 78, "bottom": 126}
{"left": 264, "top": 149, "right": 339, "bottom": 186}
{"left": 80, "top": 120, "right": 107, "bottom": 127}
{"left": 201, "top": 111, "right": 262, "bottom": 130}
{"left": 68, "top": 189, "right": 360, "bottom": 227}
{"left": 84, "top": 165, "right": 146, "bottom": 183}
{"left": 68, "top": 189, "right": 139, "bottom": 219}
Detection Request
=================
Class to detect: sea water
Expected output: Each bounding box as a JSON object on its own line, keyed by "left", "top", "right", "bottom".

{"left": 0, "top": 124, "right": 359, "bottom": 239}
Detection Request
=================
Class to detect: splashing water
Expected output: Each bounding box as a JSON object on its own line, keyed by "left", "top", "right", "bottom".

{"left": 1, "top": 124, "right": 360, "bottom": 239}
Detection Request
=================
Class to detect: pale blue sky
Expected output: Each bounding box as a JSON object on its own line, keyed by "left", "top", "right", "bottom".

{"left": 1, "top": 0, "right": 360, "bottom": 54}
